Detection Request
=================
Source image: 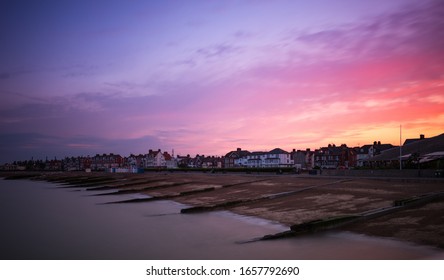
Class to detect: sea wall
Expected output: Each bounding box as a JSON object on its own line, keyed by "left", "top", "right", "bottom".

{"left": 319, "top": 169, "right": 438, "bottom": 178}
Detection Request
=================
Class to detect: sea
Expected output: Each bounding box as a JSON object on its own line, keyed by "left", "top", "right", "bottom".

{"left": 1, "top": 178, "right": 443, "bottom": 260}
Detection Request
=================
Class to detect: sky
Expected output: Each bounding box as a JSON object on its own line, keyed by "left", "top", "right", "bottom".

{"left": 1, "top": 0, "right": 444, "bottom": 163}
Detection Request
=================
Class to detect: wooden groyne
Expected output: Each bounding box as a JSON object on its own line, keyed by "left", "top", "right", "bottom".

{"left": 180, "top": 179, "right": 352, "bottom": 213}
{"left": 84, "top": 178, "right": 165, "bottom": 190}
{"left": 103, "top": 187, "right": 217, "bottom": 204}
{"left": 92, "top": 181, "right": 197, "bottom": 196}
{"left": 3, "top": 173, "right": 44, "bottom": 180}
{"left": 103, "top": 178, "right": 271, "bottom": 204}
{"left": 255, "top": 191, "right": 444, "bottom": 241}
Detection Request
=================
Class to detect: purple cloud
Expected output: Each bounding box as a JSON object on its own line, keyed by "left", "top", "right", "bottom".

{"left": 194, "top": 44, "right": 242, "bottom": 62}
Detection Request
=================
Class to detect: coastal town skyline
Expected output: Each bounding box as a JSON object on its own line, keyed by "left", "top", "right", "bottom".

{"left": 1, "top": 0, "right": 444, "bottom": 164}
{"left": 3, "top": 131, "right": 442, "bottom": 172}
{"left": 0, "top": 127, "right": 434, "bottom": 164}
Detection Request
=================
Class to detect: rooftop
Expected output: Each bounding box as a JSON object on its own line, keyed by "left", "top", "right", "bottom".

{"left": 370, "top": 133, "right": 444, "bottom": 161}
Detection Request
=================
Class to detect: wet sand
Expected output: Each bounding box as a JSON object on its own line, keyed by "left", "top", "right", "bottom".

{"left": 4, "top": 171, "right": 444, "bottom": 249}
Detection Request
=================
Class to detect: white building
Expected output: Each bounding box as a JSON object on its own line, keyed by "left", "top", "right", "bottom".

{"left": 145, "top": 149, "right": 177, "bottom": 168}
{"left": 240, "top": 148, "right": 294, "bottom": 168}
{"left": 145, "top": 149, "right": 165, "bottom": 168}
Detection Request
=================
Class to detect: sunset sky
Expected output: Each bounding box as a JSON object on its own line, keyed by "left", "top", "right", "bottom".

{"left": 1, "top": 0, "right": 444, "bottom": 163}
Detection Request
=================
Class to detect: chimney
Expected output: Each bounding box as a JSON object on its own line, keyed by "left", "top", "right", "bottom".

{"left": 378, "top": 141, "right": 381, "bottom": 145}
{"left": 237, "top": 148, "right": 241, "bottom": 152}
{"left": 420, "top": 134, "right": 425, "bottom": 140}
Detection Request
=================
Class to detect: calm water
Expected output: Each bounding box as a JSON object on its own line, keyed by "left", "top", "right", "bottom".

{"left": 1, "top": 178, "right": 443, "bottom": 260}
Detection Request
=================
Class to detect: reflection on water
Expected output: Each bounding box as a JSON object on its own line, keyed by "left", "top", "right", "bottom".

{"left": 1, "top": 179, "right": 443, "bottom": 260}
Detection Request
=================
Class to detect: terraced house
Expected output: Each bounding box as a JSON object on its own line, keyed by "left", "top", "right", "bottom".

{"left": 91, "top": 153, "right": 124, "bottom": 170}
{"left": 314, "top": 144, "right": 356, "bottom": 169}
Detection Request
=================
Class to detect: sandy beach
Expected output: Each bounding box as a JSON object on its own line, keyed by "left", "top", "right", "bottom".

{"left": 4, "top": 171, "right": 444, "bottom": 249}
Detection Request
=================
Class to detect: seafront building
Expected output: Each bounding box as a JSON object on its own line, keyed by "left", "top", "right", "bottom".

{"left": 224, "top": 148, "right": 250, "bottom": 168}
{"left": 2, "top": 133, "right": 443, "bottom": 173}
{"left": 292, "top": 149, "right": 314, "bottom": 170}
{"left": 91, "top": 153, "right": 124, "bottom": 171}
{"left": 312, "top": 144, "right": 358, "bottom": 169}
{"left": 236, "top": 148, "right": 294, "bottom": 168}
{"left": 369, "top": 133, "right": 444, "bottom": 169}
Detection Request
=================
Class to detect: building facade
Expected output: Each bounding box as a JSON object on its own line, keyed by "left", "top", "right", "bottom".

{"left": 237, "top": 148, "right": 294, "bottom": 168}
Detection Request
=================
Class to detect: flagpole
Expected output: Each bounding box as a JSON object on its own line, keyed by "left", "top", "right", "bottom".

{"left": 399, "top": 125, "right": 402, "bottom": 170}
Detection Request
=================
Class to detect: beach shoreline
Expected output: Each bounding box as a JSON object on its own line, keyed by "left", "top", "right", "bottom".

{"left": 2, "top": 171, "right": 444, "bottom": 250}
